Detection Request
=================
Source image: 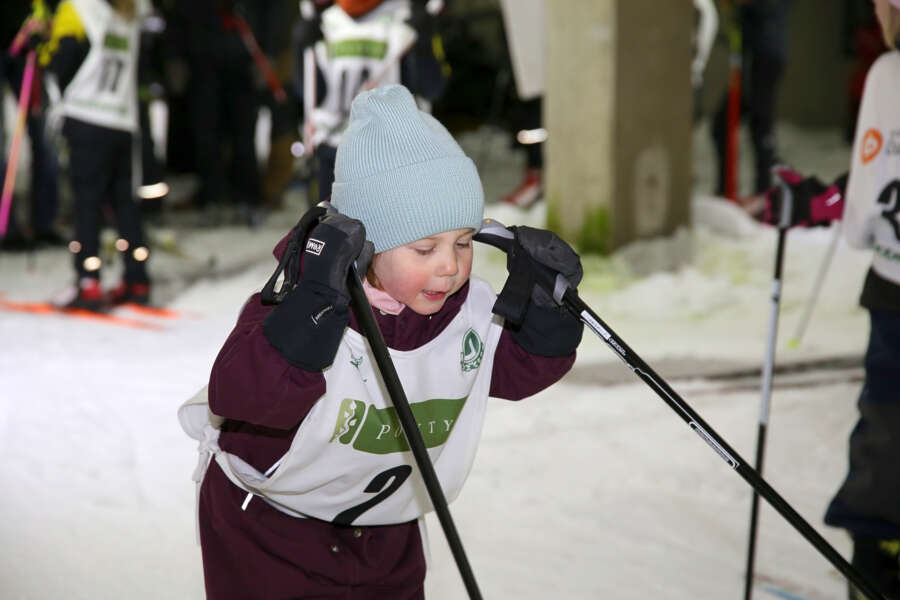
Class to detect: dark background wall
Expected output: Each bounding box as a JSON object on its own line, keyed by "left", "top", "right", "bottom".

{"left": 701, "top": 0, "right": 856, "bottom": 130}
{"left": 438, "top": 0, "right": 879, "bottom": 135}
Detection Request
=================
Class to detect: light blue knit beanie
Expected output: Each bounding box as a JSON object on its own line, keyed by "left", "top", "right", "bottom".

{"left": 331, "top": 85, "right": 484, "bottom": 253}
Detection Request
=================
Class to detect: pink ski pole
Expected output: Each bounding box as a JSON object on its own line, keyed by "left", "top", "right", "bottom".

{"left": 0, "top": 50, "right": 37, "bottom": 238}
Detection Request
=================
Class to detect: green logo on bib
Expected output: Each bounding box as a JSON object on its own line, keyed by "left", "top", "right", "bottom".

{"left": 460, "top": 328, "right": 484, "bottom": 372}
{"left": 330, "top": 397, "right": 467, "bottom": 454}
{"left": 330, "top": 398, "right": 367, "bottom": 444}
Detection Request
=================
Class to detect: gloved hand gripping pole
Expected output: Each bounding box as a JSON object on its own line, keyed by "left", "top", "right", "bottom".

{"left": 474, "top": 218, "right": 887, "bottom": 600}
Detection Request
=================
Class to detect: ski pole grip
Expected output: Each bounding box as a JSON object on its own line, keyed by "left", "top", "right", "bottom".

{"left": 318, "top": 201, "right": 375, "bottom": 279}
{"left": 473, "top": 218, "right": 573, "bottom": 306}
{"left": 472, "top": 218, "right": 514, "bottom": 251}
{"left": 773, "top": 170, "right": 794, "bottom": 230}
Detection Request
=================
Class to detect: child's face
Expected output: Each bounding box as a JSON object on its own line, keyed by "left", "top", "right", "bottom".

{"left": 371, "top": 228, "right": 474, "bottom": 315}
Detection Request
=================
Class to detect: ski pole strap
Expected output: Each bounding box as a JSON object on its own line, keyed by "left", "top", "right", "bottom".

{"left": 475, "top": 220, "right": 572, "bottom": 324}
{"left": 493, "top": 237, "right": 536, "bottom": 326}
{"left": 261, "top": 205, "right": 328, "bottom": 304}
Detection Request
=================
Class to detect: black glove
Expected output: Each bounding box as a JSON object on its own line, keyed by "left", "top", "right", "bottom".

{"left": 263, "top": 214, "right": 373, "bottom": 371}
{"left": 495, "top": 226, "right": 584, "bottom": 356}
{"left": 759, "top": 167, "right": 846, "bottom": 228}
{"left": 515, "top": 226, "right": 583, "bottom": 307}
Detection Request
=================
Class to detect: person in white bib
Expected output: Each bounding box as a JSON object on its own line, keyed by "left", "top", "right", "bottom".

{"left": 180, "top": 84, "right": 584, "bottom": 598}
{"left": 43, "top": 0, "right": 153, "bottom": 309}
{"left": 294, "top": 0, "right": 448, "bottom": 204}
{"left": 753, "top": 2, "right": 900, "bottom": 597}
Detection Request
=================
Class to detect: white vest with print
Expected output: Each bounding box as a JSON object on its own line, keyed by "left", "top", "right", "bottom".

{"left": 844, "top": 51, "right": 900, "bottom": 285}
{"left": 63, "top": 0, "right": 145, "bottom": 132}
{"left": 180, "top": 277, "right": 503, "bottom": 526}
{"left": 311, "top": 0, "right": 416, "bottom": 148}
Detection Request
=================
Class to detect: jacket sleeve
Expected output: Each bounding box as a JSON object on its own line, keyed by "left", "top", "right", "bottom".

{"left": 208, "top": 292, "right": 326, "bottom": 429}
{"left": 42, "top": 0, "right": 89, "bottom": 91}
{"left": 489, "top": 329, "right": 576, "bottom": 401}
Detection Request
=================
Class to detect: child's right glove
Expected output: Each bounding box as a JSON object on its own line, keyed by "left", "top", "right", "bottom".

{"left": 759, "top": 167, "right": 847, "bottom": 228}
{"left": 263, "top": 214, "right": 373, "bottom": 371}
{"left": 495, "top": 226, "right": 584, "bottom": 357}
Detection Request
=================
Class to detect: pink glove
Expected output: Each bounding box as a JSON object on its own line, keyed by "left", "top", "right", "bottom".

{"left": 761, "top": 166, "right": 846, "bottom": 228}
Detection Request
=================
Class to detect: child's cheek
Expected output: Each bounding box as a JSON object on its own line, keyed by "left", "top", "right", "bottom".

{"left": 388, "top": 271, "right": 429, "bottom": 305}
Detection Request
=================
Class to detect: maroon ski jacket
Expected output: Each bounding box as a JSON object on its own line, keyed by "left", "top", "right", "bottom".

{"left": 199, "top": 241, "right": 577, "bottom": 599}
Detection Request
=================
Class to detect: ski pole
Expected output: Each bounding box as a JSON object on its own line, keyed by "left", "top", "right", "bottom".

{"left": 473, "top": 219, "right": 888, "bottom": 600}
{"left": 743, "top": 178, "right": 793, "bottom": 600}
{"left": 0, "top": 50, "right": 36, "bottom": 239}
{"left": 272, "top": 202, "right": 482, "bottom": 600}
{"left": 301, "top": 47, "right": 316, "bottom": 157}
{"left": 788, "top": 221, "right": 842, "bottom": 348}
{"left": 229, "top": 12, "right": 287, "bottom": 103}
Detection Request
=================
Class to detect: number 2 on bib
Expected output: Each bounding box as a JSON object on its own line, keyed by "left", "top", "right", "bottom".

{"left": 332, "top": 465, "right": 413, "bottom": 526}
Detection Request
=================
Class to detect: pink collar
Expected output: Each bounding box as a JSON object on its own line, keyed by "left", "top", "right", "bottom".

{"left": 362, "top": 278, "right": 406, "bottom": 315}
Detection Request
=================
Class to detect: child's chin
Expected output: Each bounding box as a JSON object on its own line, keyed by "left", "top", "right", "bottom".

{"left": 410, "top": 302, "right": 445, "bottom": 316}
{"left": 409, "top": 295, "right": 448, "bottom": 315}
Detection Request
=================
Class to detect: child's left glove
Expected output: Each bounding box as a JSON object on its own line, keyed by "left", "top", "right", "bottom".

{"left": 495, "top": 226, "right": 584, "bottom": 357}
{"left": 263, "top": 214, "right": 374, "bottom": 371}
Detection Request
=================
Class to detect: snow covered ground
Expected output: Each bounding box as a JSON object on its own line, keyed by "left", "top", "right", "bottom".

{"left": 0, "top": 121, "right": 872, "bottom": 599}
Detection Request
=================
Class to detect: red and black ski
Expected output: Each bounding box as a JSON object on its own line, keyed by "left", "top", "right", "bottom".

{"left": 0, "top": 296, "right": 188, "bottom": 331}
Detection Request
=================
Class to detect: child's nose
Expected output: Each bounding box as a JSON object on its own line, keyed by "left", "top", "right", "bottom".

{"left": 435, "top": 250, "right": 458, "bottom": 277}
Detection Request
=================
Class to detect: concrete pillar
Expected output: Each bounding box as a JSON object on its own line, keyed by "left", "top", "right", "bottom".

{"left": 545, "top": 0, "right": 693, "bottom": 253}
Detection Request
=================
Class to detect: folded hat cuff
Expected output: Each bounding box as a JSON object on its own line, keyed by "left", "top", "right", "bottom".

{"left": 332, "top": 155, "right": 485, "bottom": 253}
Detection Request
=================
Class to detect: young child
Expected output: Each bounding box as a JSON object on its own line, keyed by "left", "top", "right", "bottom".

{"left": 825, "top": 2, "right": 900, "bottom": 598}
{"left": 757, "top": 2, "right": 900, "bottom": 597}
{"left": 180, "top": 84, "right": 584, "bottom": 598}
{"left": 44, "top": 0, "right": 152, "bottom": 310}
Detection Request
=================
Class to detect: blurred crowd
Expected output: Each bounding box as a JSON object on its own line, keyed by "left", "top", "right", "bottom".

{"left": 0, "top": 0, "right": 892, "bottom": 306}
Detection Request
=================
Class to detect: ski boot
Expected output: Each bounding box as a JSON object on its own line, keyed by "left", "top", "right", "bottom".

{"left": 108, "top": 281, "right": 151, "bottom": 306}
{"left": 503, "top": 168, "right": 543, "bottom": 209}
{"left": 64, "top": 278, "right": 106, "bottom": 312}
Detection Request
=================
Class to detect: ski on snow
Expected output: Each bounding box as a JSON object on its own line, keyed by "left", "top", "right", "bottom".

{"left": 0, "top": 295, "right": 190, "bottom": 331}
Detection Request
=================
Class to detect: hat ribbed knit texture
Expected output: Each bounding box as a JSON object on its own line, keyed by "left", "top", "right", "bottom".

{"left": 331, "top": 85, "right": 484, "bottom": 253}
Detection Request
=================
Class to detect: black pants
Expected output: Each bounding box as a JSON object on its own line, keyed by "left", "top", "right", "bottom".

{"left": 189, "top": 49, "right": 261, "bottom": 208}
{"left": 825, "top": 309, "right": 900, "bottom": 539}
{"left": 64, "top": 118, "right": 148, "bottom": 284}
{"left": 510, "top": 96, "right": 543, "bottom": 170}
{"left": 315, "top": 143, "right": 338, "bottom": 204}
{"left": 712, "top": 52, "right": 785, "bottom": 195}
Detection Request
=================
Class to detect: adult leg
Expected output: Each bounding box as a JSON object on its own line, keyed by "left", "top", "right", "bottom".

{"left": 710, "top": 91, "right": 730, "bottom": 197}
{"left": 64, "top": 119, "right": 111, "bottom": 282}
{"left": 110, "top": 131, "right": 150, "bottom": 286}
{"left": 748, "top": 52, "right": 784, "bottom": 194}
{"left": 189, "top": 58, "right": 224, "bottom": 209}
{"left": 315, "top": 144, "right": 337, "bottom": 203}
{"left": 223, "top": 56, "right": 262, "bottom": 212}
{"left": 26, "top": 111, "right": 61, "bottom": 240}
{"left": 825, "top": 310, "right": 900, "bottom": 599}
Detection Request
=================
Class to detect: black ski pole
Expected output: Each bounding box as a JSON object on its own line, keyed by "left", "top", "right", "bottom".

{"left": 474, "top": 218, "right": 887, "bottom": 600}
{"left": 325, "top": 203, "right": 484, "bottom": 600}
{"left": 744, "top": 178, "right": 792, "bottom": 600}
